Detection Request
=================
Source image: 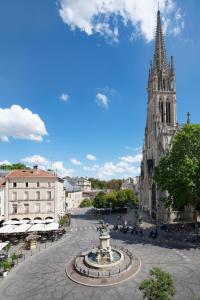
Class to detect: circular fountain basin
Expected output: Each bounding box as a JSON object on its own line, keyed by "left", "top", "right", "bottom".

{"left": 85, "top": 248, "right": 124, "bottom": 269}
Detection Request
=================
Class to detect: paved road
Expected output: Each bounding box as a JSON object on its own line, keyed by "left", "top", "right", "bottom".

{"left": 0, "top": 209, "right": 200, "bottom": 300}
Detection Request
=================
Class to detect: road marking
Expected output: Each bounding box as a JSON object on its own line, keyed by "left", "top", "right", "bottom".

{"left": 173, "top": 249, "right": 191, "bottom": 262}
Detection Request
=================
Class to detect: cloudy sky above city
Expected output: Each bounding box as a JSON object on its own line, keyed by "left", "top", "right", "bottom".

{"left": 0, "top": 0, "right": 199, "bottom": 179}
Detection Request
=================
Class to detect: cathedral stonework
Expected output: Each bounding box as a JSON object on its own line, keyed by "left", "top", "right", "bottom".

{"left": 140, "top": 10, "right": 178, "bottom": 222}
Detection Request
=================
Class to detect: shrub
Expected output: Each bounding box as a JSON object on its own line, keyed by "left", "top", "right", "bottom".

{"left": 139, "top": 267, "right": 175, "bottom": 300}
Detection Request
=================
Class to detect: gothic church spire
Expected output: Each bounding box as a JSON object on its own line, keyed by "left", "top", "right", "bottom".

{"left": 153, "top": 9, "right": 167, "bottom": 71}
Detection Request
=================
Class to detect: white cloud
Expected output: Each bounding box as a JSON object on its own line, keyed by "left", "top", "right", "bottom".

{"left": 59, "top": 0, "right": 184, "bottom": 42}
{"left": 52, "top": 161, "right": 74, "bottom": 177}
{"left": 70, "top": 158, "right": 82, "bottom": 165}
{"left": 86, "top": 154, "right": 97, "bottom": 161}
{"left": 119, "top": 154, "right": 142, "bottom": 163}
{"left": 19, "top": 154, "right": 74, "bottom": 178}
{"left": 60, "top": 93, "right": 70, "bottom": 102}
{"left": 0, "top": 105, "right": 47, "bottom": 142}
{"left": 0, "top": 160, "right": 11, "bottom": 166}
{"left": 96, "top": 93, "right": 109, "bottom": 108}
{"left": 21, "top": 155, "right": 49, "bottom": 166}
{"left": 97, "top": 161, "right": 140, "bottom": 178}
{"left": 83, "top": 164, "right": 99, "bottom": 171}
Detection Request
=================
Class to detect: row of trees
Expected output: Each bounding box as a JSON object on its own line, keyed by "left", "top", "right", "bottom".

{"left": 0, "top": 163, "right": 27, "bottom": 170}
{"left": 88, "top": 178, "right": 123, "bottom": 191}
{"left": 93, "top": 189, "right": 138, "bottom": 209}
{"left": 154, "top": 124, "right": 200, "bottom": 219}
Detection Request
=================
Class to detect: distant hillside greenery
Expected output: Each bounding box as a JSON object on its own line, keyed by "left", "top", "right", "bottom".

{"left": 88, "top": 178, "right": 123, "bottom": 191}
{"left": 0, "top": 163, "right": 28, "bottom": 170}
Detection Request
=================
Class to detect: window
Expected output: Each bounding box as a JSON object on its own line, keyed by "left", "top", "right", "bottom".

{"left": 47, "top": 191, "right": 51, "bottom": 200}
{"left": 36, "top": 191, "right": 40, "bottom": 200}
{"left": 35, "top": 203, "right": 40, "bottom": 213}
{"left": 47, "top": 182, "right": 51, "bottom": 188}
{"left": 12, "top": 192, "right": 17, "bottom": 201}
{"left": 166, "top": 102, "right": 171, "bottom": 125}
{"left": 12, "top": 204, "right": 17, "bottom": 214}
{"left": 159, "top": 101, "right": 164, "bottom": 123}
{"left": 25, "top": 182, "right": 28, "bottom": 188}
{"left": 13, "top": 182, "right": 17, "bottom": 188}
{"left": 37, "top": 182, "right": 40, "bottom": 188}
{"left": 24, "top": 191, "right": 29, "bottom": 200}
{"left": 47, "top": 203, "right": 52, "bottom": 213}
{"left": 24, "top": 204, "right": 29, "bottom": 214}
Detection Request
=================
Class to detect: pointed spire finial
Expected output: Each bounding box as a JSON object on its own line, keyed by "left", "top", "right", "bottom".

{"left": 158, "top": 1, "right": 160, "bottom": 11}
{"left": 187, "top": 112, "right": 191, "bottom": 124}
{"left": 153, "top": 8, "right": 167, "bottom": 71}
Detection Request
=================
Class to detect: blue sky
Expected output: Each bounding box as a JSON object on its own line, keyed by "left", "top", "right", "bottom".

{"left": 0, "top": 0, "right": 199, "bottom": 179}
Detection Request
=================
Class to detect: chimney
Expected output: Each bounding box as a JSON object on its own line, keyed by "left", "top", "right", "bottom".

{"left": 33, "top": 165, "right": 38, "bottom": 170}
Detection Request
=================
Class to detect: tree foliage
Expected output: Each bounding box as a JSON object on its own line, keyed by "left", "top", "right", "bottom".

{"left": 93, "top": 189, "right": 138, "bottom": 209}
{"left": 88, "top": 178, "right": 123, "bottom": 191}
{"left": 0, "top": 163, "right": 28, "bottom": 170}
{"left": 79, "top": 198, "right": 93, "bottom": 208}
{"left": 154, "top": 124, "right": 200, "bottom": 210}
{"left": 139, "top": 267, "right": 175, "bottom": 300}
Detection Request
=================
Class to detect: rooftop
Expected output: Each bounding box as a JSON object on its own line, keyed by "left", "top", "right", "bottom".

{"left": 7, "top": 169, "right": 57, "bottom": 179}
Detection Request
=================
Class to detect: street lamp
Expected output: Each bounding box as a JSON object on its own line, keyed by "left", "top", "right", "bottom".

{"left": 109, "top": 201, "right": 112, "bottom": 222}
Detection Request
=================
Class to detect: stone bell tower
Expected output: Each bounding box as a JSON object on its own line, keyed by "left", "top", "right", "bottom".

{"left": 140, "top": 9, "right": 178, "bottom": 221}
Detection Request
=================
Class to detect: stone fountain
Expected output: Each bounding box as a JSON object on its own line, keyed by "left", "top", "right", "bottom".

{"left": 66, "top": 220, "right": 141, "bottom": 286}
{"left": 85, "top": 221, "right": 123, "bottom": 269}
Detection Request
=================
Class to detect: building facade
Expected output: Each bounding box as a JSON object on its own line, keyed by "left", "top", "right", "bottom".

{"left": 0, "top": 179, "right": 5, "bottom": 222}
{"left": 4, "top": 168, "right": 66, "bottom": 222}
{"left": 121, "top": 178, "right": 135, "bottom": 191}
{"left": 64, "top": 177, "right": 91, "bottom": 192}
{"left": 65, "top": 191, "right": 84, "bottom": 210}
{"left": 140, "top": 10, "right": 178, "bottom": 222}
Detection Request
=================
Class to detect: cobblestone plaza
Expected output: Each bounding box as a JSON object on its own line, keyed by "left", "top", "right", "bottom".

{"left": 0, "top": 209, "right": 200, "bottom": 300}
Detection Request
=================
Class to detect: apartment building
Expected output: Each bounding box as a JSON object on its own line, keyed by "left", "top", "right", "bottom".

{"left": 4, "top": 168, "right": 66, "bottom": 222}
{"left": 0, "top": 178, "right": 5, "bottom": 222}
{"left": 64, "top": 176, "right": 91, "bottom": 192}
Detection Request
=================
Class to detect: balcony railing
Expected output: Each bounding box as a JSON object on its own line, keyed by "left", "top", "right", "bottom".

{"left": 9, "top": 198, "right": 54, "bottom": 202}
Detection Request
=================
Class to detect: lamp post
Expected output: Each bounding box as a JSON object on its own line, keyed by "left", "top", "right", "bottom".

{"left": 109, "top": 202, "right": 112, "bottom": 223}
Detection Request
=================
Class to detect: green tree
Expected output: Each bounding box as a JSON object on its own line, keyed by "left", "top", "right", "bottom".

{"left": 93, "top": 192, "right": 107, "bottom": 208}
{"left": 139, "top": 267, "right": 175, "bottom": 300}
{"left": 0, "top": 163, "right": 28, "bottom": 170}
{"left": 93, "top": 189, "right": 138, "bottom": 209}
{"left": 107, "top": 179, "right": 122, "bottom": 191}
{"left": 79, "top": 198, "right": 93, "bottom": 208}
{"left": 89, "top": 178, "right": 107, "bottom": 190}
{"left": 123, "top": 189, "right": 138, "bottom": 208}
{"left": 154, "top": 124, "right": 200, "bottom": 221}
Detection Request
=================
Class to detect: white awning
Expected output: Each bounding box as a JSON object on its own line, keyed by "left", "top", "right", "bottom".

{"left": 30, "top": 220, "right": 46, "bottom": 224}
{"left": 12, "top": 224, "right": 32, "bottom": 233}
{"left": 43, "top": 222, "right": 59, "bottom": 231}
{"left": 0, "top": 225, "right": 18, "bottom": 234}
{"left": 44, "top": 218, "right": 54, "bottom": 223}
{"left": 27, "top": 223, "right": 46, "bottom": 232}
{"left": 0, "top": 242, "right": 9, "bottom": 251}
